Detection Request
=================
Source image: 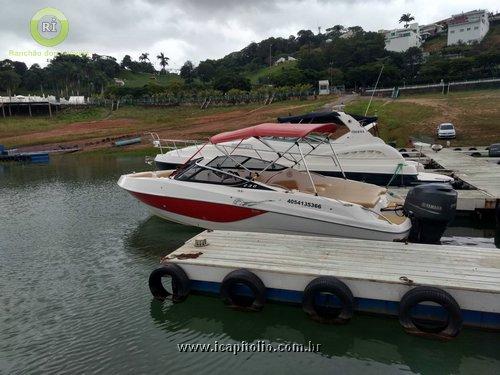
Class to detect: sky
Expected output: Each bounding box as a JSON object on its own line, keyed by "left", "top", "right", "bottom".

{"left": 1, "top": 0, "right": 498, "bottom": 70}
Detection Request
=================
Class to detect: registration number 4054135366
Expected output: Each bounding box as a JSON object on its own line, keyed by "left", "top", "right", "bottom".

{"left": 287, "top": 199, "right": 321, "bottom": 209}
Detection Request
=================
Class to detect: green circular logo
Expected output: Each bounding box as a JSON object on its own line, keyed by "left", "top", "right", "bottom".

{"left": 30, "top": 7, "right": 69, "bottom": 47}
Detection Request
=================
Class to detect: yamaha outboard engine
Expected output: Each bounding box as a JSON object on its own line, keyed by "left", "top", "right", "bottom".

{"left": 403, "top": 183, "right": 457, "bottom": 244}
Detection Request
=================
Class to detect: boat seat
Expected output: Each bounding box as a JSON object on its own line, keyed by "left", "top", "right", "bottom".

{"left": 257, "top": 168, "right": 387, "bottom": 208}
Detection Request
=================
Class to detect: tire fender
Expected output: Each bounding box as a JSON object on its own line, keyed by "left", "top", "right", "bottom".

{"left": 149, "top": 263, "right": 190, "bottom": 302}
{"left": 302, "top": 276, "right": 354, "bottom": 324}
{"left": 220, "top": 269, "right": 266, "bottom": 311}
{"left": 399, "top": 286, "right": 462, "bottom": 339}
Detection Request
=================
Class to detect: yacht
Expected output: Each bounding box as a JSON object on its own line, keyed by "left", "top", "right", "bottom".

{"left": 152, "top": 111, "right": 453, "bottom": 186}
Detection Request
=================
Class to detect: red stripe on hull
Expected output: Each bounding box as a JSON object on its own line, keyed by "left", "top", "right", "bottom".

{"left": 130, "top": 191, "right": 266, "bottom": 222}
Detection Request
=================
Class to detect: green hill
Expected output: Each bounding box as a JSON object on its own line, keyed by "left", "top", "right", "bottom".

{"left": 246, "top": 60, "right": 298, "bottom": 84}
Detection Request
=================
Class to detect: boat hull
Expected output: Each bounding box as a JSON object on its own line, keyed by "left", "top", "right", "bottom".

{"left": 118, "top": 173, "right": 412, "bottom": 242}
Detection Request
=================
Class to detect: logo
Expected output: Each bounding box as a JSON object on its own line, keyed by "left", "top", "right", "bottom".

{"left": 30, "top": 7, "right": 69, "bottom": 47}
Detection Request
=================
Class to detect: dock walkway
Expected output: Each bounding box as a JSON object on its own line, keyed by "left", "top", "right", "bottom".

{"left": 422, "top": 148, "right": 500, "bottom": 198}
{"left": 163, "top": 230, "right": 500, "bottom": 330}
{"left": 393, "top": 148, "right": 500, "bottom": 212}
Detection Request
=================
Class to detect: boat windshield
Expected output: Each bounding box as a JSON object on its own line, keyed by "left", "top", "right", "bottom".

{"left": 174, "top": 156, "right": 283, "bottom": 188}
{"left": 206, "top": 155, "right": 286, "bottom": 171}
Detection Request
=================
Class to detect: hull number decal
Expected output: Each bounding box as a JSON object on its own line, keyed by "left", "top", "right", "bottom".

{"left": 287, "top": 199, "right": 321, "bottom": 209}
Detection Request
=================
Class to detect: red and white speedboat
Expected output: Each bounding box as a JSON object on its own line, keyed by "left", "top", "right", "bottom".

{"left": 119, "top": 123, "right": 457, "bottom": 243}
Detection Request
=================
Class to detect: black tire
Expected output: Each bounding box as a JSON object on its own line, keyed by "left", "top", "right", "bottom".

{"left": 220, "top": 269, "right": 266, "bottom": 311}
{"left": 149, "top": 264, "right": 190, "bottom": 302}
{"left": 302, "top": 277, "right": 354, "bottom": 324}
{"left": 399, "top": 286, "right": 462, "bottom": 339}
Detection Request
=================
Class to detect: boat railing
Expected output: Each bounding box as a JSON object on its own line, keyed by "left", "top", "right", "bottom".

{"left": 147, "top": 132, "right": 205, "bottom": 155}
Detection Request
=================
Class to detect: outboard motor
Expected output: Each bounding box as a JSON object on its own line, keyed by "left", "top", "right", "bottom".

{"left": 403, "top": 183, "right": 457, "bottom": 244}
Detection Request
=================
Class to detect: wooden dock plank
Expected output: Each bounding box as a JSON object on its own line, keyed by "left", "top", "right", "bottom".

{"left": 421, "top": 148, "right": 500, "bottom": 198}
{"left": 166, "top": 231, "right": 500, "bottom": 295}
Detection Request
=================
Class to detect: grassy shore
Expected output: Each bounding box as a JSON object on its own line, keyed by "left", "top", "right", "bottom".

{"left": 345, "top": 89, "right": 500, "bottom": 146}
{"left": 0, "top": 97, "right": 334, "bottom": 149}
{"left": 0, "top": 89, "right": 498, "bottom": 151}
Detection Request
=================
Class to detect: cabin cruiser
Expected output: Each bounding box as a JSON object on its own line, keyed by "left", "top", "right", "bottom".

{"left": 151, "top": 111, "right": 453, "bottom": 187}
{"left": 120, "top": 123, "right": 457, "bottom": 243}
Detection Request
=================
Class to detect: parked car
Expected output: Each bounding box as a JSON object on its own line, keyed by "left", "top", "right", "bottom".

{"left": 488, "top": 143, "right": 500, "bottom": 157}
{"left": 437, "top": 123, "right": 456, "bottom": 139}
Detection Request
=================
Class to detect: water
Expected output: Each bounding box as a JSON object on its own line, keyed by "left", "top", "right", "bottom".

{"left": 0, "top": 156, "right": 499, "bottom": 374}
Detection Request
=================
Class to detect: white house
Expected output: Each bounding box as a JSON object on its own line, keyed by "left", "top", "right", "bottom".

{"left": 381, "top": 23, "right": 421, "bottom": 53}
{"left": 419, "top": 23, "right": 444, "bottom": 40}
{"left": 447, "top": 10, "right": 490, "bottom": 46}
{"left": 339, "top": 29, "right": 356, "bottom": 39}
{"left": 274, "top": 56, "right": 297, "bottom": 65}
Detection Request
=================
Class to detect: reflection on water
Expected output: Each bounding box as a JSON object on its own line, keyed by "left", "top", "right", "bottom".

{"left": 150, "top": 295, "right": 500, "bottom": 374}
{"left": 0, "top": 154, "right": 499, "bottom": 374}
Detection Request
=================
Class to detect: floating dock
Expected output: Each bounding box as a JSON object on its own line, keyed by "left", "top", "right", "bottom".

{"left": 397, "top": 147, "right": 500, "bottom": 212}
{"left": 0, "top": 151, "right": 49, "bottom": 163}
{"left": 160, "top": 230, "right": 500, "bottom": 332}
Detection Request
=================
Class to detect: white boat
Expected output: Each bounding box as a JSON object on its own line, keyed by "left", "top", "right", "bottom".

{"left": 120, "top": 123, "right": 457, "bottom": 243}
{"left": 152, "top": 111, "right": 453, "bottom": 187}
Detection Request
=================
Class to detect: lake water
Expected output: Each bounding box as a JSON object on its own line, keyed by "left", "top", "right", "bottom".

{"left": 1, "top": 155, "right": 499, "bottom": 374}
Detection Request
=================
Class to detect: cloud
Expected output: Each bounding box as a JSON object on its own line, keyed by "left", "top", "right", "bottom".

{"left": 1, "top": 0, "right": 498, "bottom": 69}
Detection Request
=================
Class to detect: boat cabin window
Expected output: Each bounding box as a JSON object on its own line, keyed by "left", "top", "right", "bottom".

{"left": 206, "top": 155, "right": 286, "bottom": 171}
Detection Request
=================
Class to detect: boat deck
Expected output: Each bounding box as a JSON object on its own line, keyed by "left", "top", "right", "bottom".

{"left": 163, "top": 230, "right": 500, "bottom": 329}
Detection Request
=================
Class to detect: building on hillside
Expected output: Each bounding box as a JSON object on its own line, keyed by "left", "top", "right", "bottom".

{"left": 274, "top": 56, "right": 297, "bottom": 65}
{"left": 318, "top": 80, "right": 330, "bottom": 95}
{"left": 419, "top": 23, "right": 445, "bottom": 40}
{"left": 339, "top": 29, "right": 356, "bottom": 39}
{"left": 380, "top": 23, "right": 421, "bottom": 52}
{"left": 447, "top": 9, "right": 490, "bottom": 46}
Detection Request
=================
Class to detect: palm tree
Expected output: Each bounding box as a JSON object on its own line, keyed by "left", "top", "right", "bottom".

{"left": 139, "top": 53, "right": 149, "bottom": 62}
{"left": 399, "top": 13, "right": 415, "bottom": 28}
{"left": 156, "top": 53, "right": 169, "bottom": 74}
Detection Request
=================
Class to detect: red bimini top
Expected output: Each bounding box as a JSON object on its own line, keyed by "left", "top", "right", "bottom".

{"left": 209, "top": 123, "right": 337, "bottom": 144}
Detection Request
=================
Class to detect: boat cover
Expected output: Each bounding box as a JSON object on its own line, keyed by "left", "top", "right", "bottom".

{"left": 210, "top": 123, "right": 337, "bottom": 144}
{"left": 277, "top": 111, "right": 377, "bottom": 126}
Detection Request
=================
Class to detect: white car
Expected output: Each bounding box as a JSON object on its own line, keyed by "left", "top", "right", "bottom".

{"left": 437, "top": 123, "right": 456, "bottom": 139}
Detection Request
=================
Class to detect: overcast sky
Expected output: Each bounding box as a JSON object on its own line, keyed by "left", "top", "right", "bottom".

{"left": 1, "top": 0, "right": 498, "bottom": 70}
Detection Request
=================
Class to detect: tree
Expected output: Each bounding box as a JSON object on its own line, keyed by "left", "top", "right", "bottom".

{"left": 180, "top": 60, "right": 195, "bottom": 83}
{"left": 156, "top": 53, "right": 169, "bottom": 75}
{"left": 213, "top": 73, "right": 251, "bottom": 92}
{"left": 399, "top": 13, "right": 415, "bottom": 28}
{"left": 403, "top": 47, "right": 423, "bottom": 79}
{"left": 121, "top": 55, "right": 132, "bottom": 69}
{"left": 139, "top": 53, "right": 150, "bottom": 62}
{"left": 0, "top": 70, "right": 21, "bottom": 95}
{"left": 23, "top": 64, "right": 46, "bottom": 92}
{"left": 325, "top": 25, "right": 345, "bottom": 38}
{"left": 297, "top": 30, "right": 315, "bottom": 46}
{"left": 269, "top": 65, "right": 305, "bottom": 86}
{"left": 196, "top": 60, "right": 216, "bottom": 82}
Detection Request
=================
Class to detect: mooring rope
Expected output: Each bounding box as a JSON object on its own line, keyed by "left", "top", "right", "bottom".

{"left": 386, "top": 163, "right": 404, "bottom": 187}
